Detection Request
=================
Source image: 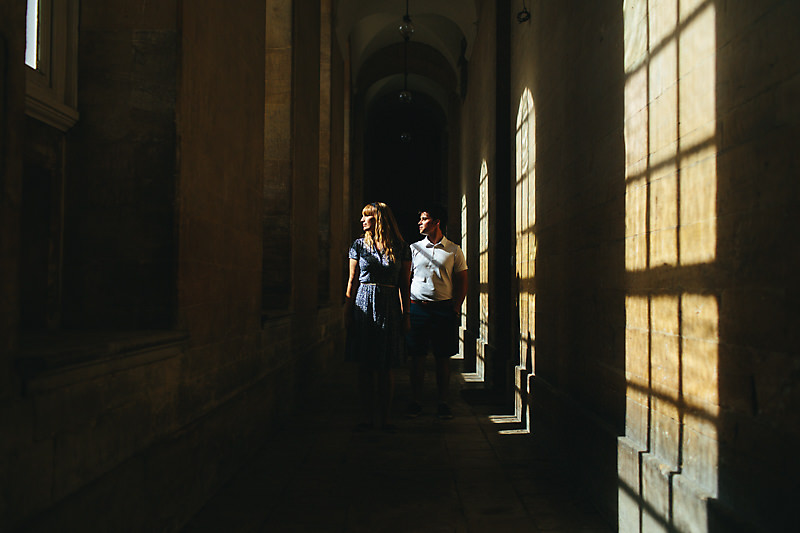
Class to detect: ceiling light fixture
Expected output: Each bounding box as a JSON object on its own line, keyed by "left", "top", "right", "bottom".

{"left": 399, "top": 0, "right": 413, "bottom": 142}
{"left": 398, "top": 0, "right": 415, "bottom": 41}
{"left": 517, "top": 0, "right": 531, "bottom": 23}
{"left": 398, "top": 0, "right": 413, "bottom": 105}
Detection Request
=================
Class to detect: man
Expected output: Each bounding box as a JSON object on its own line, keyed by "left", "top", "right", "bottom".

{"left": 406, "top": 205, "right": 468, "bottom": 419}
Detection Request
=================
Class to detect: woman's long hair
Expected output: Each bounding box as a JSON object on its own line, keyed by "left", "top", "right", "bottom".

{"left": 362, "top": 202, "right": 405, "bottom": 263}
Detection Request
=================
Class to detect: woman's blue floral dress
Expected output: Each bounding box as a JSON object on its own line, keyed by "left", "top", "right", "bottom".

{"left": 346, "top": 238, "right": 411, "bottom": 369}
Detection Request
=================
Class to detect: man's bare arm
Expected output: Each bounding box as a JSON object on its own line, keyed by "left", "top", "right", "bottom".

{"left": 452, "top": 269, "right": 468, "bottom": 312}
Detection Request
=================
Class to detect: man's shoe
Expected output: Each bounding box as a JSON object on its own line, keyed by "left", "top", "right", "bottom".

{"left": 437, "top": 403, "right": 454, "bottom": 420}
{"left": 406, "top": 401, "right": 423, "bottom": 418}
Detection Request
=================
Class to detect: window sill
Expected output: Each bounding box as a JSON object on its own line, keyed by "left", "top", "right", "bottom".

{"left": 14, "top": 329, "right": 188, "bottom": 394}
{"left": 25, "top": 86, "right": 79, "bottom": 131}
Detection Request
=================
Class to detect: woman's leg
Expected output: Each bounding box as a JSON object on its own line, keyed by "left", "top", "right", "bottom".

{"left": 358, "top": 365, "right": 376, "bottom": 427}
{"left": 377, "top": 369, "right": 395, "bottom": 429}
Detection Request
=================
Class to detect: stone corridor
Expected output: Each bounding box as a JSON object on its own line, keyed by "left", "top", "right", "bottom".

{"left": 3, "top": 1, "right": 798, "bottom": 531}
{"left": 182, "top": 359, "right": 613, "bottom": 533}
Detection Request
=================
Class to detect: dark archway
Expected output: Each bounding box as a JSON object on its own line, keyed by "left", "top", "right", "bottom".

{"left": 363, "top": 90, "right": 448, "bottom": 243}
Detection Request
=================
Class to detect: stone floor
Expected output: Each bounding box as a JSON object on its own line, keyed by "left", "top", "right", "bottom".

{"left": 181, "top": 358, "right": 615, "bottom": 533}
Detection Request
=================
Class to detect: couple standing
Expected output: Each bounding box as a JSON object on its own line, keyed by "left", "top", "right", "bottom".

{"left": 344, "top": 202, "right": 468, "bottom": 431}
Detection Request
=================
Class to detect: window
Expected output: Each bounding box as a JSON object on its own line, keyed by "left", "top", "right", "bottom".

{"left": 25, "top": 0, "right": 80, "bottom": 131}
{"left": 515, "top": 88, "right": 535, "bottom": 430}
{"left": 476, "top": 160, "right": 489, "bottom": 380}
{"left": 25, "top": 0, "right": 40, "bottom": 68}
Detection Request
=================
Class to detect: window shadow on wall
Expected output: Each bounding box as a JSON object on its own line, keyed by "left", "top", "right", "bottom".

{"left": 620, "top": 1, "right": 722, "bottom": 531}
{"left": 617, "top": 1, "right": 798, "bottom": 531}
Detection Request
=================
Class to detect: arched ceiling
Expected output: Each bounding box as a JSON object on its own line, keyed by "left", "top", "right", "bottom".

{"left": 335, "top": 0, "right": 477, "bottom": 109}
{"left": 357, "top": 41, "right": 456, "bottom": 115}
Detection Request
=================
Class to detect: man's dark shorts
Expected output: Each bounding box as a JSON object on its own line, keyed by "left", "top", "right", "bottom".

{"left": 406, "top": 300, "right": 459, "bottom": 359}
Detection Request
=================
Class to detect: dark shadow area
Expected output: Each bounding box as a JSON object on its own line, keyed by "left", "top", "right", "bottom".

{"left": 492, "top": 0, "right": 512, "bottom": 399}
{"left": 21, "top": 118, "right": 63, "bottom": 330}
{"left": 180, "top": 354, "right": 614, "bottom": 533}
{"left": 529, "top": 1, "right": 627, "bottom": 525}
{"left": 60, "top": 26, "right": 178, "bottom": 330}
{"left": 712, "top": 1, "right": 800, "bottom": 530}
{"left": 363, "top": 91, "right": 448, "bottom": 242}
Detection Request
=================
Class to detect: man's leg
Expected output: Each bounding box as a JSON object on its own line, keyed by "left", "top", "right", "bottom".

{"left": 406, "top": 302, "right": 428, "bottom": 416}
{"left": 406, "top": 356, "right": 425, "bottom": 417}
{"left": 434, "top": 354, "right": 453, "bottom": 419}
{"left": 410, "top": 355, "right": 425, "bottom": 403}
{"left": 435, "top": 355, "right": 450, "bottom": 404}
{"left": 431, "top": 304, "right": 457, "bottom": 419}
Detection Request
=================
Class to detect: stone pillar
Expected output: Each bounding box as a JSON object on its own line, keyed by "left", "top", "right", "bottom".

{"left": 290, "top": 1, "right": 321, "bottom": 329}
{"left": 318, "top": 0, "right": 332, "bottom": 304}
{"left": 0, "top": 0, "right": 25, "bottom": 386}
{"left": 263, "top": 0, "right": 294, "bottom": 313}
{"left": 329, "top": 29, "right": 348, "bottom": 305}
{"left": 350, "top": 93, "right": 365, "bottom": 235}
{"left": 491, "top": 0, "right": 513, "bottom": 395}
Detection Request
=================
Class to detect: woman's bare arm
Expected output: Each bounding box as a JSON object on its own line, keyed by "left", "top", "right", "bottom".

{"left": 399, "top": 260, "right": 412, "bottom": 332}
{"left": 344, "top": 258, "right": 359, "bottom": 327}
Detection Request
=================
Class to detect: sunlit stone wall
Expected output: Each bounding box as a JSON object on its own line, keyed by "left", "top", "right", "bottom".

{"left": 620, "top": 0, "right": 720, "bottom": 531}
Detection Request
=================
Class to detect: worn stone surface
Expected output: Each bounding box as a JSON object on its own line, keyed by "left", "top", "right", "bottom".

{"left": 181, "top": 362, "right": 613, "bottom": 533}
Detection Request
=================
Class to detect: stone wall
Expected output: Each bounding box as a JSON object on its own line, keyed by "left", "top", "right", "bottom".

{"left": 501, "top": 0, "right": 800, "bottom": 531}
{"left": 710, "top": 1, "right": 799, "bottom": 529}
{"left": 63, "top": 0, "right": 179, "bottom": 329}
{"left": 2, "top": 0, "right": 349, "bottom": 530}
{"left": 262, "top": 0, "right": 294, "bottom": 313}
{"left": 21, "top": 118, "right": 66, "bottom": 330}
{"left": 459, "top": 0, "right": 498, "bottom": 385}
{"left": 512, "top": 0, "right": 627, "bottom": 523}
{"left": 5, "top": 333, "right": 186, "bottom": 530}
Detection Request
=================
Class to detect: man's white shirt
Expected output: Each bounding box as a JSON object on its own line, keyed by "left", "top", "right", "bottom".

{"left": 409, "top": 236, "right": 467, "bottom": 302}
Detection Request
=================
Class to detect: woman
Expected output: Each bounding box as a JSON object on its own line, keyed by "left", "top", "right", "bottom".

{"left": 345, "top": 202, "right": 411, "bottom": 431}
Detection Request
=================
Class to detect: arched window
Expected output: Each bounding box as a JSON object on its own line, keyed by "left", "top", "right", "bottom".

{"left": 477, "top": 160, "right": 489, "bottom": 380}
{"left": 459, "top": 193, "right": 468, "bottom": 356}
{"left": 515, "top": 88, "right": 535, "bottom": 429}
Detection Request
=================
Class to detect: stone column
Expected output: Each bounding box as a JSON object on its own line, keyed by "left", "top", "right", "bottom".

{"left": 263, "top": 0, "right": 294, "bottom": 313}
{"left": 290, "top": 1, "right": 321, "bottom": 333}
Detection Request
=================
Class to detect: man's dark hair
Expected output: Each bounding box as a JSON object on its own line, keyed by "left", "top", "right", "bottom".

{"left": 419, "top": 204, "right": 448, "bottom": 231}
